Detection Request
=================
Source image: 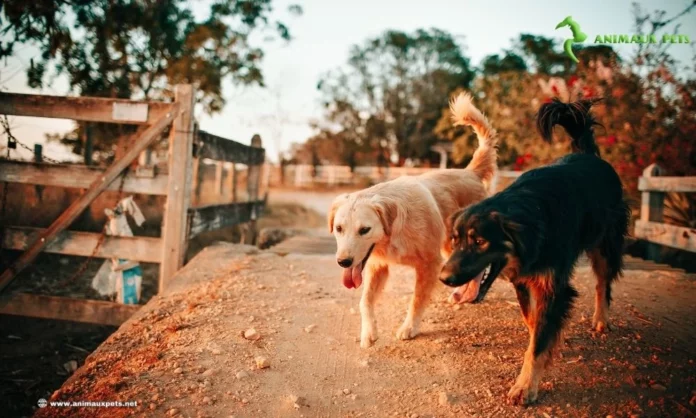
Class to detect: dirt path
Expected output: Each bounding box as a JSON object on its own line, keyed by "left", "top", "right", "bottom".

{"left": 37, "top": 243, "right": 696, "bottom": 418}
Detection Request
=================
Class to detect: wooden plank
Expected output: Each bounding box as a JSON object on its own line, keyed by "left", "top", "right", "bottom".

{"left": 2, "top": 227, "right": 162, "bottom": 263}
{"left": 245, "top": 135, "right": 264, "bottom": 245}
{"left": 159, "top": 85, "right": 195, "bottom": 291}
{"left": 0, "top": 293, "right": 139, "bottom": 326}
{"left": 640, "top": 164, "right": 665, "bottom": 261}
{"left": 214, "top": 162, "right": 223, "bottom": 196}
{"left": 634, "top": 220, "right": 696, "bottom": 253}
{"left": 196, "top": 130, "right": 265, "bottom": 165}
{"left": 0, "top": 160, "right": 169, "bottom": 195}
{"left": 0, "top": 102, "right": 180, "bottom": 293}
{"left": 188, "top": 200, "right": 265, "bottom": 238}
{"left": 0, "top": 92, "right": 173, "bottom": 125}
{"left": 638, "top": 176, "right": 696, "bottom": 193}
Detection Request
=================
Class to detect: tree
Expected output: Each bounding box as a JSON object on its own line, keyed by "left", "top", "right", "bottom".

{"left": 0, "top": 0, "right": 301, "bottom": 159}
{"left": 318, "top": 28, "right": 474, "bottom": 164}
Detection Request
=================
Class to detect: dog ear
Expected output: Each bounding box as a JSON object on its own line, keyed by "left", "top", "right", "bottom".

{"left": 371, "top": 196, "right": 398, "bottom": 236}
{"left": 447, "top": 207, "right": 467, "bottom": 236}
{"left": 490, "top": 212, "right": 524, "bottom": 255}
{"left": 328, "top": 193, "right": 349, "bottom": 233}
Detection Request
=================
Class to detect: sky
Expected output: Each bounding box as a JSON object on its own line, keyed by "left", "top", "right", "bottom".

{"left": 1, "top": 0, "right": 694, "bottom": 162}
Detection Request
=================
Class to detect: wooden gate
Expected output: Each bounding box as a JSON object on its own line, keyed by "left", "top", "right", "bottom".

{"left": 0, "top": 85, "right": 266, "bottom": 325}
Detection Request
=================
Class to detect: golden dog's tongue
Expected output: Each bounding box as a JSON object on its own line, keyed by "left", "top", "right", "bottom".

{"left": 341, "top": 262, "right": 364, "bottom": 289}
{"left": 449, "top": 270, "right": 484, "bottom": 303}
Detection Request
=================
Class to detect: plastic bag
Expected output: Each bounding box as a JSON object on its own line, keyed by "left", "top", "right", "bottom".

{"left": 90, "top": 196, "right": 145, "bottom": 304}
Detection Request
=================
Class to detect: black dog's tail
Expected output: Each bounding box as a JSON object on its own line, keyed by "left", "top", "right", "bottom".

{"left": 536, "top": 98, "right": 602, "bottom": 156}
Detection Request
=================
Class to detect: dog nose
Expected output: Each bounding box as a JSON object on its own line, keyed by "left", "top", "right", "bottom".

{"left": 337, "top": 258, "right": 353, "bottom": 268}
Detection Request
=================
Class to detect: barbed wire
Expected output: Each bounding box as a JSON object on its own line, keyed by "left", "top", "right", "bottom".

{"left": 1, "top": 115, "right": 63, "bottom": 164}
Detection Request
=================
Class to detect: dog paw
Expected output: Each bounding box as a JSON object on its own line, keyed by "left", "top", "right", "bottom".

{"left": 592, "top": 315, "right": 611, "bottom": 333}
{"left": 360, "top": 327, "right": 377, "bottom": 348}
{"left": 395, "top": 322, "right": 419, "bottom": 341}
{"left": 507, "top": 382, "right": 538, "bottom": 406}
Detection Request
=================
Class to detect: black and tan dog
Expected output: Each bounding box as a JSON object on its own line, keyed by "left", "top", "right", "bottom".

{"left": 439, "top": 98, "right": 630, "bottom": 405}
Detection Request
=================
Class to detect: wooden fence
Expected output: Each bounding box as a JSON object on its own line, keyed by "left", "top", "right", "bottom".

{"left": 0, "top": 85, "right": 265, "bottom": 325}
{"left": 272, "top": 164, "right": 523, "bottom": 192}
{"left": 634, "top": 163, "right": 696, "bottom": 260}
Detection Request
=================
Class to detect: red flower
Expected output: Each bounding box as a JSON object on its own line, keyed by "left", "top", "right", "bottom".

{"left": 582, "top": 86, "right": 595, "bottom": 98}
{"left": 568, "top": 75, "right": 579, "bottom": 87}
{"left": 551, "top": 85, "right": 560, "bottom": 95}
{"left": 607, "top": 135, "right": 616, "bottom": 145}
{"left": 516, "top": 156, "right": 525, "bottom": 166}
{"left": 524, "top": 153, "right": 532, "bottom": 160}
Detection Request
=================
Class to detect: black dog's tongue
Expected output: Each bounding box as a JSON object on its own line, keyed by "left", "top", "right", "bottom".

{"left": 341, "top": 262, "right": 364, "bottom": 289}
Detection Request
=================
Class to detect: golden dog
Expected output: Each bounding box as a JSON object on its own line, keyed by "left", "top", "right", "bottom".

{"left": 328, "top": 93, "right": 498, "bottom": 348}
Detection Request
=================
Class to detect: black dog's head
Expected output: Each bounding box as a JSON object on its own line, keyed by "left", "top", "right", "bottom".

{"left": 439, "top": 206, "right": 522, "bottom": 303}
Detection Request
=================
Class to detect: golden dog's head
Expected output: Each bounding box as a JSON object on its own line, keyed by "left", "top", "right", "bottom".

{"left": 328, "top": 193, "right": 397, "bottom": 289}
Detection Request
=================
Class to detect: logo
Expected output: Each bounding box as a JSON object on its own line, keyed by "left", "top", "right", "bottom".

{"left": 38, "top": 398, "right": 48, "bottom": 408}
{"left": 555, "top": 16, "right": 587, "bottom": 63}
{"left": 555, "top": 15, "right": 691, "bottom": 63}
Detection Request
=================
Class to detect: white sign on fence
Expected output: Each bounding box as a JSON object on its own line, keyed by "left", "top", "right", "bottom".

{"left": 112, "top": 102, "right": 149, "bottom": 122}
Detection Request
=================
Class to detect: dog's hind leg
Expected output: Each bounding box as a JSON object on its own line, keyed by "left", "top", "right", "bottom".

{"left": 396, "top": 258, "right": 441, "bottom": 341}
{"left": 514, "top": 284, "right": 534, "bottom": 332}
{"left": 359, "top": 263, "right": 389, "bottom": 348}
{"left": 587, "top": 244, "right": 622, "bottom": 333}
{"left": 508, "top": 274, "right": 578, "bottom": 406}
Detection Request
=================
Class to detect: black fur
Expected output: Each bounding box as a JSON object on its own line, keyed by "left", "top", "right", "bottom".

{"left": 440, "top": 98, "right": 630, "bottom": 403}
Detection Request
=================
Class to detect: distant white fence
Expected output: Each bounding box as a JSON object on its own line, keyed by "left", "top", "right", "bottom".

{"left": 268, "top": 164, "right": 523, "bottom": 191}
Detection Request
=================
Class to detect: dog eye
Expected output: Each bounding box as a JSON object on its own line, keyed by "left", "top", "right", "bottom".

{"left": 336, "top": 225, "right": 343, "bottom": 233}
{"left": 358, "top": 227, "right": 371, "bottom": 235}
{"left": 475, "top": 238, "right": 486, "bottom": 246}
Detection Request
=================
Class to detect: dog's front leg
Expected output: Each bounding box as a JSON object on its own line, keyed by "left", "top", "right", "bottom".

{"left": 359, "top": 263, "right": 389, "bottom": 348}
{"left": 396, "top": 259, "right": 440, "bottom": 340}
{"left": 508, "top": 279, "right": 576, "bottom": 405}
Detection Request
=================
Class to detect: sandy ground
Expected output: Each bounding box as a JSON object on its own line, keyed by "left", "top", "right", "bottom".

{"left": 35, "top": 242, "right": 696, "bottom": 418}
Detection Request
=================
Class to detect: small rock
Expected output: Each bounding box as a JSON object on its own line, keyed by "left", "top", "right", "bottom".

{"left": 255, "top": 356, "right": 270, "bottom": 369}
{"left": 350, "top": 394, "right": 358, "bottom": 400}
{"left": 241, "top": 398, "right": 249, "bottom": 404}
{"left": 174, "top": 367, "right": 183, "bottom": 374}
{"left": 63, "top": 360, "right": 78, "bottom": 374}
{"left": 202, "top": 369, "right": 214, "bottom": 377}
{"left": 244, "top": 328, "right": 261, "bottom": 341}
{"left": 304, "top": 324, "right": 317, "bottom": 333}
{"left": 651, "top": 384, "right": 667, "bottom": 391}
{"left": 151, "top": 393, "right": 160, "bottom": 401}
{"left": 203, "top": 396, "right": 212, "bottom": 405}
{"left": 359, "top": 359, "right": 370, "bottom": 368}
{"left": 438, "top": 391, "right": 455, "bottom": 406}
{"left": 290, "top": 395, "right": 308, "bottom": 409}
{"left": 236, "top": 371, "right": 249, "bottom": 380}
{"left": 167, "top": 408, "right": 179, "bottom": 417}
{"left": 343, "top": 388, "right": 352, "bottom": 395}
{"left": 149, "top": 403, "right": 156, "bottom": 410}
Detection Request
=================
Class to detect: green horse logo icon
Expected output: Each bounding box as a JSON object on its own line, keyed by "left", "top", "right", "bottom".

{"left": 555, "top": 16, "right": 587, "bottom": 63}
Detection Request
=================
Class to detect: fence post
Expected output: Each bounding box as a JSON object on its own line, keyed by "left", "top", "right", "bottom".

{"left": 84, "top": 123, "right": 93, "bottom": 166}
{"left": 160, "top": 84, "right": 195, "bottom": 291}
{"left": 232, "top": 163, "right": 238, "bottom": 202}
{"left": 245, "top": 134, "right": 263, "bottom": 245}
{"left": 34, "top": 144, "right": 44, "bottom": 201}
{"left": 640, "top": 163, "right": 664, "bottom": 262}
{"left": 214, "top": 161, "right": 223, "bottom": 199}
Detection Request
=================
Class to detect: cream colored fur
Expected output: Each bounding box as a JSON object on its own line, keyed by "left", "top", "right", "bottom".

{"left": 328, "top": 92, "right": 498, "bottom": 348}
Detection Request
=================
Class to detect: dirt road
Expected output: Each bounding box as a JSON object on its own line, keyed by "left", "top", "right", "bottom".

{"left": 36, "top": 242, "right": 696, "bottom": 418}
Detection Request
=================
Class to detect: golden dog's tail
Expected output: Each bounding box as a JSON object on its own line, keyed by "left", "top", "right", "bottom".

{"left": 449, "top": 92, "right": 498, "bottom": 183}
